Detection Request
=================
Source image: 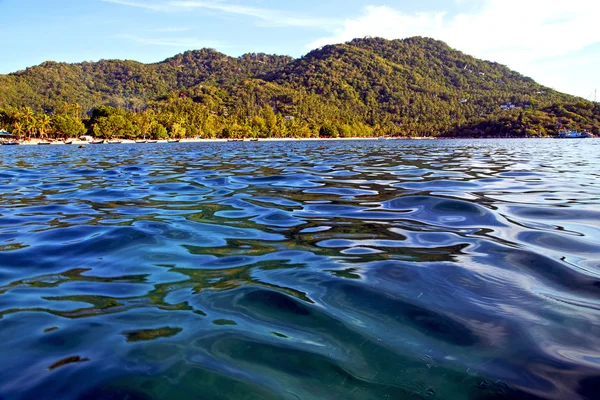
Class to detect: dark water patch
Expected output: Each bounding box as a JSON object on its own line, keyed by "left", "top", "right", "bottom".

{"left": 242, "top": 289, "right": 312, "bottom": 317}
{"left": 122, "top": 326, "right": 183, "bottom": 342}
{"left": 333, "top": 281, "right": 480, "bottom": 346}
{"left": 81, "top": 361, "right": 281, "bottom": 400}
{"left": 48, "top": 355, "right": 89, "bottom": 371}
{"left": 213, "top": 319, "right": 237, "bottom": 326}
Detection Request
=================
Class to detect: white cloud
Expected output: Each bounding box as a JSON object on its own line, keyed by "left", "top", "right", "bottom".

{"left": 101, "top": 0, "right": 167, "bottom": 12}
{"left": 308, "top": 0, "right": 600, "bottom": 98}
{"left": 101, "top": 0, "right": 338, "bottom": 28}
{"left": 116, "top": 34, "right": 226, "bottom": 49}
{"left": 147, "top": 27, "right": 192, "bottom": 33}
{"left": 171, "top": 1, "right": 338, "bottom": 28}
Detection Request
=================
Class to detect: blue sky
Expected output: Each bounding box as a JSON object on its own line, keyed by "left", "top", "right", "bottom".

{"left": 0, "top": 0, "right": 598, "bottom": 100}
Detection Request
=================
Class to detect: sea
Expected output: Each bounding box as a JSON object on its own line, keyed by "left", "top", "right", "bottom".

{"left": 0, "top": 139, "right": 599, "bottom": 400}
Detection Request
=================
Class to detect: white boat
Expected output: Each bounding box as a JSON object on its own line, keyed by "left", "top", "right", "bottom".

{"left": 556, "top": 131, "right": 590, "bottom": 139}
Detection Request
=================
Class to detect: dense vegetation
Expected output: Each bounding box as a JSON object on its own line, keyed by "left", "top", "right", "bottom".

{"left": 1, "top": 37, "right": 598, "bottom": 139}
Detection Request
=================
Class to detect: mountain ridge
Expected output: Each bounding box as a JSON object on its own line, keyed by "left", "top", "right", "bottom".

{"left": 0, "top": 36, "right": 598, "bottom": 138}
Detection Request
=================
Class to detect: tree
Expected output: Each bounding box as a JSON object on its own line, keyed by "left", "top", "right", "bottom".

{"left": 149, "top": 123, "right": 168, "bottom": 140}
{"left": 52, "top": 115, "right": 86, "bottom": 138}
{"left": 319, "top": 123, "right": 338, "bottom": 138}
{"left": 22, "top": 107, "right": 36, "bottom": 139}
{"left": 262, "top": 105, "right": 277, "bottom": 137}
{"left": 36, "top": 114, "right": 52, "bottom": 138}
{"left": 135, "top": 110, "right": 153, "bottom": 139}
{"left": 12, "top": 121, "right": 24, "bottom": 140}
{"left": 93, "top": 114, "right": 140, "bottom": 139}
{"left": 0, "top": 108, "right": 11, "bottom": 131}
{"left": 170, "top": 122, "right": 186, "bottom": 139}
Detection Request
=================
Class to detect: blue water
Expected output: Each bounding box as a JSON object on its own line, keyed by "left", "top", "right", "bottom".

{"left": 0, "top": 139, "right": 599, "bottom": 400}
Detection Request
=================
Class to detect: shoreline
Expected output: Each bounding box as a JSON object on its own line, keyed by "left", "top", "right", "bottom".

{"left": 4, "top": 137, "right": 403, "bottom": 145}
{"left": 1, "top": 136, "right": 583, "bottom": 146}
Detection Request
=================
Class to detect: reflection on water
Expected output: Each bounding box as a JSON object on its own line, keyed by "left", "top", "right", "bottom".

{"left": 0, "top": 139, "right": 599, "bottom": 399}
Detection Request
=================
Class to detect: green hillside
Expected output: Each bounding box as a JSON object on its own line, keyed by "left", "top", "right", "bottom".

{"left": 0, "top": 37, "right": 598, "bottom": 139}
{"left": 0, "top": 50, "right": 291, "bottom": 112}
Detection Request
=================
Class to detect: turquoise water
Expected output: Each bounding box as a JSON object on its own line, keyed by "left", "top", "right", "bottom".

{"left": 0, "top": 139, "right": 599, "bottom": 399}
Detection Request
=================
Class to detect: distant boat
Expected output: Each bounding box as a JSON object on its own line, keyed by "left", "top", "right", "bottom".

{"left": 37, "top": 141, "right": 52, "bottom": 145}
{"left": 556, "top": 131, "right": 590, "bottom": 139}
{"left": 91, "top": 140, "right": 106, "bottom": 144}
{"left": 2, "top": 141, "right": 20, "bottom": 146}
{"left": 250, "top": 138, "right": 259, "bottom": 142}
{"left": 167, "top": 139, "right": 180, "bottom": 143}
{"left": 147, "top": 140, "right": 158, "bottom": 143}
{"left": 135, "top": 140, "right": 148, "bottom": 144}
{"left": 108, "top": 140, "right": 122, "bottom": 144}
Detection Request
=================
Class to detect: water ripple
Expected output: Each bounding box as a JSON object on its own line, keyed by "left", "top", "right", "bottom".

{"left": 0, "top": 139, "right": 599, "bottom": 399}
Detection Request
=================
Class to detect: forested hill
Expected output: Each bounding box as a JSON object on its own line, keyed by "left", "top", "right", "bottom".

{"left": 0, "top": 49, "right": 292, "bottom": 112}
{"left": 1, "top": 37, "right": 598, "bottom": 139}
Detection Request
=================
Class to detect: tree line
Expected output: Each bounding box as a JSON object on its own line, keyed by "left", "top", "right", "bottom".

{"left": 0, "top": 100, "right": 374, "bottom": 140}
{"left": 2, "top": 97, "right": 598, "bottom": 140}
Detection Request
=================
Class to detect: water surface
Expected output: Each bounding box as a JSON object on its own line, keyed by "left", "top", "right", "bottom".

{"left": 0, "top": 139, "right": 599, "bottom": 399}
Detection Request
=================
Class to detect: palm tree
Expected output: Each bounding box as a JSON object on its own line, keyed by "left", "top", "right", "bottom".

{"left": 22, "top": 107, "right": 35, "bottom": 139}
{"left": 12, "top": 121, "right": 24, "bottom": 140}
{"left": 36, "top": 114, "right": 52, "bottom": 139}
{"left": 137, "top": 110, "right": 152, "bottom": 139}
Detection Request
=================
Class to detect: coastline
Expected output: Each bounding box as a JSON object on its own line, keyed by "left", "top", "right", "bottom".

{"left": 2, "top": 136, "right": 579, "bottom": 146}
{"left": 3, "top": 137, "right": 403, "bottom": 145}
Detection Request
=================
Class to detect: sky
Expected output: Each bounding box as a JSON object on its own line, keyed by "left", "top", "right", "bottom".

{"left": 0, "top": 0, "right": 598, "bottom": 100}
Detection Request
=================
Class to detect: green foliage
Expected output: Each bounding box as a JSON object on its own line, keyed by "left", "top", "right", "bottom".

{"left": 319, "top": 123, "right": 338, "bottom": 138}
{"left": 52, "top": 115, "right": 86, "bottom": 137}
{"left": 90, "top": 106, "right": 140, "bottom": 138}
{"left": 93, "top": 114, "right": 139, "bottom": 138}
{"left": 0, "top": 37, "right": 598, "bottom": 138}
{"left": 149, "top": 123, "right": 168, "bottom": 140}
